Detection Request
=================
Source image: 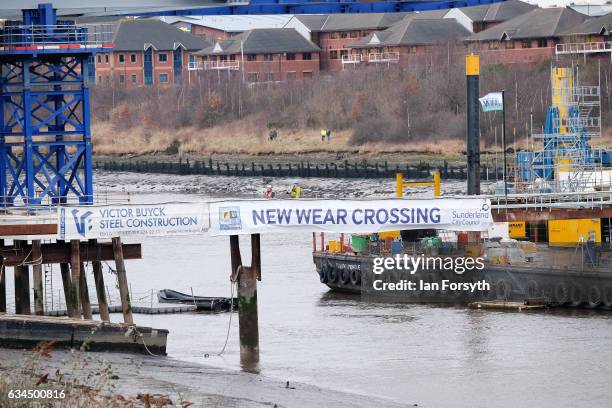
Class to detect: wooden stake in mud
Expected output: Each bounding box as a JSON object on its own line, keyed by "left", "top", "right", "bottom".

{"left": 90, "top": 239, "right": 110, "bottom": 322}
{"left": 32, "top": 240, "right": 44, "bottom": 315}
{"left": 79, "top": 262, "right": 92, "bottom": 319}
{"left": 112, "top": 237, "right": 133, "bottom": 324}
{"left": 59, "top": 263, "right": 74, "bottom": 317}
{"left": 14, "top": 240, "right": 31, "bottom": 315}
{"left": 230, "top": 234, "right": 260, "bottom": 370}
{"left": 0, "top": 239, "right": 6, "bottom": 313}
{"left": 69, "top": 240, "right": 82, "bottom": 318}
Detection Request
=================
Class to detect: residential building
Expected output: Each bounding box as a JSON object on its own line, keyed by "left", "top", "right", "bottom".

{"left": 556, "top": 13, "right": 612, "bottom": 58}
{"left": 345, "top": 17, "right": 471, "bottom": 67}
{"left": 95, "top": 19, "right": 210, "bottom": 85}
{"left": 466, "top": 7, "right": 587, "bottom": 65}
{"left": 163, "top": 15, "right": 292, "bottom": 41}
{"left": 445, "top": 0, "right": 536, "bottom": 33}
{"left": 193, "top": 28, "right": 320, "bottom": 82}
{"left": 284, "top": 13, "right": 408, "bottom": 71}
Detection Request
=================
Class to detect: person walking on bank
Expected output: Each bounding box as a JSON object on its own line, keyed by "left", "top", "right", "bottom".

{"left": 321, "top": 128, "right": 326, "bottom": 143}
{"left": 326, "top": 129, "right": 331, "bottom": 142}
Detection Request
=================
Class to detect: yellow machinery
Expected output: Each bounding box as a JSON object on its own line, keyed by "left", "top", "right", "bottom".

{"left": 508, "top": 222, "right": 527, "bottom": 239}
{"left": 548, "top": 218, "right": 601, "bottom": 246}
{"left": 396, "top": 171, "right": 441, "bottom": 198}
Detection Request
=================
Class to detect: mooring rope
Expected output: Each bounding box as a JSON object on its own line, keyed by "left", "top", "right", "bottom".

{"left": 216, "top": 265, "right": 241, "bottom": 357}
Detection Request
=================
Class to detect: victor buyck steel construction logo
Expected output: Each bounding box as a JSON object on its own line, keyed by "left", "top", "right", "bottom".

{"left": 60, "top": 208, "right": 93, "bottom": 238}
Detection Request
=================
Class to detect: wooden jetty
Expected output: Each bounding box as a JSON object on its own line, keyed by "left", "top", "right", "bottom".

{"left": 0, "top": 216, "right": 169, "bottom": 354}
{"left": 0, "top": 314, "right": 167, "bottom": 355}
{"left": 44, "top": 304, "right": 198, "bottom": 317}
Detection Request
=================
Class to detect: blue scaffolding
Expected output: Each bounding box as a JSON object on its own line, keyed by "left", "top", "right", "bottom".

{"left": 0, "top": 3, "right": 112, "bottom": 206}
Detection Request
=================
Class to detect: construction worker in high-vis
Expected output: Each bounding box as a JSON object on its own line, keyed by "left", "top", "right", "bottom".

{"left": 321, "top": 128, "right": 326, "bottom": 142}
{"left": 290, "top": 180, "right": 301, "bottom": 198}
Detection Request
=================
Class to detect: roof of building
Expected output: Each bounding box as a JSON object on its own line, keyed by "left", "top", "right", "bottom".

{"left": 565, "top": 12, "right": 612, "bottom": 35}
{"left": 347, "top": 17, "right": 471, "bottom": 48}
{"left": 113, "top": 19, "right": 211, "bottom": 51}
{"left": 458, "top": 0, "right": 536, "bottom": 22}
{"left": 570, "top": 4, "right": 612, "bottom": 17}
{"left": 194, "top": 28, "right": 320, "bottom": 55}
{"left": 161, "top": 15, "right": 293, "bottom": 32}
{"left": 290, "top": 12, "right": 408, "bottom": 32}
{"left": 467, "top": 7, "right": 587, "bottom": 41}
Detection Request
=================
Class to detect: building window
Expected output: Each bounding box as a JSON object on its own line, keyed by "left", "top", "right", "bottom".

{"left": 286, "top": 53, "right": 296, "bottom": 60}
{"left": 229, "top": 54, "right": 236, "bottom": 61}
{"left": 302, "top": 52, "right": 312, "bottom": 60}
{"left": 159, "top": 53, "right": 168, "bottom": 62}
{"left": 410, "top": 46, "right": 417, "bottom": 53}
{"left": 521, "top": 39, "right": 532, "bottom": 49}
{"left": 119, "top": 74, "right": 125, "bottom": 83}
{"left": 247, "top": 54, "right": 256, "bottom": 61}
{"left": 264, "top": 53, "right": 273, "bottom": 61}
{"left": 131, "top": 74, "right": 137, "bottom": 84}
{"left": 488, "top": 42, "right": 500, "bottom": 50}
{"left": 505, "top": 41, "right": 515, "bottom": 49}
{"left": 97, "top": 55, "right": 102, "bottom": 64}
{"left": 286, "top": 71, "right": 296, "bottom": 80}
{"left": 130, "top": 54, "right": 137, "bottom": 63}
{"left": 340, "top": 50, "right": 348, "bottom": 58}
{"left": 350, "top": 31, "right": 358, "bottom": 38}
{"left": 247, "top": 72, "right": 258, "bottom": 82}
{"left": 537, "top": 38, "right": 547, "bottom": 48}
{"left": 303, "top": 71, "right": 313, "bottom": 79}
{"left": 330, "top": 50, "right": 338, "bottom": 59}
{"left": 330, "top": 32, "right": 339, "bottom": 39}
{"left": 105, "top": 54, "right": 109, "bottom": 63}
{"left": 340, "top": 32, "right": 348, "bottom": 39}
{"left": 119, "top": 54, "right": 125, "bottom": 63}
{"left": 265, "top": 72, "right": 274, "bottom": 82}
{"left": 159, "top": 73, "right": 169, "bottom": 83}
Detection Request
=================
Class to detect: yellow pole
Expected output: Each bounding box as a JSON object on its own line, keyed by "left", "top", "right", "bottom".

{"left": 395, "top": 173, "right": 403, "bottom": 198}
{"left": 433, "top": 170, "right": 441, "bottom": 197}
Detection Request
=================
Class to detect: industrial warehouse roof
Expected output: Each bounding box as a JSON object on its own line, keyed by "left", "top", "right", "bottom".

{"left": 113, "top": 19, "right": 211, "bottom": 51}
{"left": 458, "top": 0, "right": 535, "bottom": 22}
{"left": 194, "top": 28, "right": 320, "bottom": 55}
{"left": 564, "top": 12, "right": 612, "bottom": 35}
{"left": 467, "top": 7, "right": 587, "bottom": 41}
{"left": 288, "top": 12, "right": 408, "bottom": 32}
{"left": 161, "top": 15, "right": 293, "bottom": 33}
{"left": 347, "top": 17, "right": 470, "bottom": 48}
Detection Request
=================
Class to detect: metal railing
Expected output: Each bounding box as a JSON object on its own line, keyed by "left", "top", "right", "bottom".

{"left": 0, "top": 24, "right": 114, "bottom": 47}
{"left": 367, "top": 52, "right": 400, "bottom": 63}
{"left": 187, "top": 61, "right": 202, "bottom": 71}
{"left": 556, "top": 42, "right": 612, "bottom": 55}
{"left": 341, "top": 54, "right": 363, "bottom": 64}
{"left": 201, "top": 60, "right": 240, "bottom": 70}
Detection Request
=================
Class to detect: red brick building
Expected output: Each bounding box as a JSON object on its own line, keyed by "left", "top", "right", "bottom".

{"left": 345, "top": 17, "right": 470, "bottom": 67}
{"left": 94, "top": 19, "right": 210, "bottom": 85}
{"left": 284, "top": 13, "right": 408, "bottom": 71}
{"left": 445, "top": 0, "right": 536, "bottom": 33}
{"left": 193, "top": 28, "right": 320, "bottom": 82}
{"left": 466, "top": 7, "right": 587, "bottom": 65}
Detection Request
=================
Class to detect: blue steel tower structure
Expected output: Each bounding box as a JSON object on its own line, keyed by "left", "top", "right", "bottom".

{"left": 0, "top": 3, "right": 111, "bottom": 206}
{"left": 0, "top": 0, "right": 504, "bottom": 207}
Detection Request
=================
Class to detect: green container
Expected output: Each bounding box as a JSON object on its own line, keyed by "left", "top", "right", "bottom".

{"left": 352, "top": 235, "right": 368, "bottom": 253}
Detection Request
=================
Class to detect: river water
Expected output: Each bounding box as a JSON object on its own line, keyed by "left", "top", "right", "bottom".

{"left": 6, "top": 172, "right": 612, "bottom": 407}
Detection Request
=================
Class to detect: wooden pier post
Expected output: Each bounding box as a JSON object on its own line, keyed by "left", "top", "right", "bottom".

{"left": 59, "top": 263, "right": 74, "bottom": 317}
{"left": 32, "top": 240, "right": 44, "bottom": 315}
{"left": 90, "top": 239, "right": 110, "bottom": 322}
{"left": 14, "top": 240, "right": 31, "bottom": 315}
{"left": 230, "top": 234, "right": 260, "bottom": 370}
{"left": 112, "top": 237, "right": 133, "bottom": 325}
{"left": 79, "top": 262, "right": 92, "bottom": 319}
{"left": 69, "top": 240, "right": 82, "bottom": 318}
{"left": 0, "top": 239, "right": 5, "bottom": 313}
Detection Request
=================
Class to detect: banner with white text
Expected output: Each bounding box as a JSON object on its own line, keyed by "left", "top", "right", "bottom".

{"left": 57, "top": 203, "right": 209, "bottom": 240}
{"left": 209, "top": 199, "right": 493, "bottom": 236}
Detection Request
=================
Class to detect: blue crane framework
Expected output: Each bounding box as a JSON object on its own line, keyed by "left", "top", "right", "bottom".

{"left": 0, "top": 0, "right": 505, "bottom": 206}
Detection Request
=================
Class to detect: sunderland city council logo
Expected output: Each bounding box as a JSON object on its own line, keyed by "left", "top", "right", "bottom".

{"left": 72, "top": 208, "right": 93, "bottom": 237}
{"left": 219, "top": 207, "right": 241, "bottom": 231}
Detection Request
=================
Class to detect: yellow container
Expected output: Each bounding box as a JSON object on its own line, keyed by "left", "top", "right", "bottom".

{"left": 557, "top": 157, "right": 572, "bottom": 173}
{"left": 378, "top": 230, "right": 400, "bottom": 240}
{"left": 548, "top": 218, "right": 601, "bottom": 246}
{"left": 328, "top": 240, "right": 338, "bottom": 253}
{"left": 508, "top": 222, "right": 526, "bottom": 239}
